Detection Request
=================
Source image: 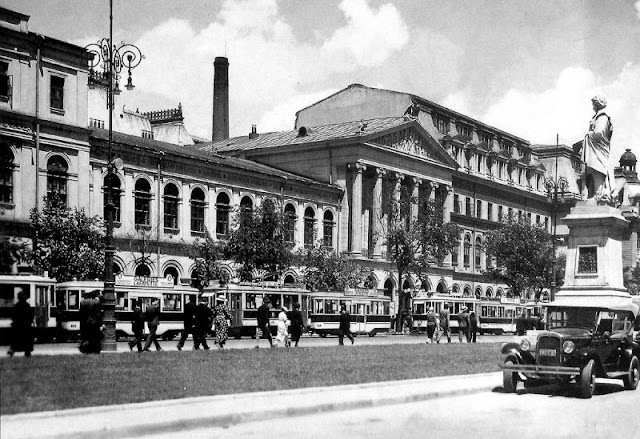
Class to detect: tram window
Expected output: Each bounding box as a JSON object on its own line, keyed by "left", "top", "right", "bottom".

{"left": 68, "top": 290, "right": 80, "bottom": 310}
{"left": 384, "top": 302, "right": 390, "bottom": 315}
{"left": 116, "top": 292, "right": 128, "bottom": 310}
{"left": 246, "top": 294, "right": 258, "bottom": 309}
{"left": 415, "top": 303, "right": 425, "bottom": 314}
{"left": 283, "top": 294, "right": 298, "bottom": 310}
{"left": 0, "top": 285, "right": 14, "bottom": 307}
{"left": 371, "top": 301, "right": 380, "bottom": 315}
{"left": 325, "top": 299, "right": 339, "bottom": 314}
{"left": 266, "top": 294, "right": 281, "bottom": 309}
{"left": 498, "top": 307, "right": 505, "bottom": 318}
{"left": 313, "top": 299, "right": 323, "bottom": 313}
{"left": 229, "top": 293, "right": 241, "bottom": 310}
{"left": 162, "top": 294, "right": 182, "bottom": 312}
{"left": 481, "top": 306, "right": 487, "bottom": 316}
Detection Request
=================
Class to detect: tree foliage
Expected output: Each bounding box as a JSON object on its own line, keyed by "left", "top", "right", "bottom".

{"left": 0, "top": 237, "right": 27, "bottom": 274}
{"left": 29, "top": 197, "right": 105, "bottom": 282}
{"left": 298, "top": 246, "right": 370, "bottom": 292}
{"left": 223, "top": 199, "right": 293, "bottom": 282}
{"left": 484, "top": 218, "right": 560, "bottom": 299}
{"left": 623, "top": 265, "right": 640, "bottom": 295}
{"left": 186, "top": 229, "right": 226, "bottom": 290}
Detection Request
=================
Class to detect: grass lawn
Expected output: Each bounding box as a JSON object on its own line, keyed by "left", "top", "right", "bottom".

{"left": 0, "top": 343, "right": 503, "bottom": 415}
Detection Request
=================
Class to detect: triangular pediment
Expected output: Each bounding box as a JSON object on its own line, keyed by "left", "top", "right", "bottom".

{"left": 363, "top": 120, "right": 459, "bottom": 169}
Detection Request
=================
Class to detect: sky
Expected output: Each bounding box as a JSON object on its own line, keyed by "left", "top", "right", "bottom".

{"left": 4, "top": 0, "right": 640, "bottom": 167}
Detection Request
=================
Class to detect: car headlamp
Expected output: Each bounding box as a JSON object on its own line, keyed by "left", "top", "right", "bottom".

{"left": 562, "top": 340, "right": 575, "bottom": 354}
{"left": 520, "top": 338, "right": 531, "bottom": 351}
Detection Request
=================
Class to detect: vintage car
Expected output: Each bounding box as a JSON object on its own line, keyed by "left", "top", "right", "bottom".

{"left": 501, "top": 296, "right": 640, "bottom": 398}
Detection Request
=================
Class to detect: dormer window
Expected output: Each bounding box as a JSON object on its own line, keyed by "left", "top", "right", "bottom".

{"left": 481, "top": 132, "right": 493, "bottom": 145}
{"left": 432, "top": 113, "right": 449, "bottom": 135}
{"left": 458, "top": 123, "right": 473, "bottom": 140}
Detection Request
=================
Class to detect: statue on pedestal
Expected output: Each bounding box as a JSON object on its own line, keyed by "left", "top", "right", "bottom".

{"left": 579, "top": 95, "right": 613, "bottom": 202}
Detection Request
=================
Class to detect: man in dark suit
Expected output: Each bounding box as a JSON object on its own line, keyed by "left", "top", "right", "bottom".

{"left": 143, "top": 299, "right": 162, "bottom": 351}
{"left": 255, "top": 296, "right": 273, "bottom": 348}
{"left": 338, "top": 304, "right": 354, "bottom": 345}
{"left": 128, "top": 299, "right": 145, "bottom": 352}
{"left": 193, "top": 296, "right": 212, "bottom": 350}
{"left": 176, "top": 295, "right": 197, "bottom": 351}
{"left": 79, "top": 290, "right": 103, "bottom": 354}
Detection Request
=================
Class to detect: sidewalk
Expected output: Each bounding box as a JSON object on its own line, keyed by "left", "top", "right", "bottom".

{"left": 1, "top": 372, "right": 501, "bottom": 439}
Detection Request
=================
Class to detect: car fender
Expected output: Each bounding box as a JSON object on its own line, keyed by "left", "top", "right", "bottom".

{"left": 501, "top": 343, "right": 535, "bottom": 364}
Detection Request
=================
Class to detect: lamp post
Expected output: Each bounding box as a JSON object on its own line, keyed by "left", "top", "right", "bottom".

{"left": 85, "top": 0, "right": 143, "bottom": 351}
{"left": 544, "top": 135, "right": 568, "bottom": 303}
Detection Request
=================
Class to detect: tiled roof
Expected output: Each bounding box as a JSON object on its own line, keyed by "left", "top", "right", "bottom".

{"left": 89, "top": 128, "right": 337, "bottom": 188}
{"left": 199, "top": 117, "right": 413, "bottom": 154}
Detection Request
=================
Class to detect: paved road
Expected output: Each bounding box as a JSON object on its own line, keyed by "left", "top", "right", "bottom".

{"left": 145, "top": 379, "right": 637, "bottom": 439}
{"left": 0, "top": 333, "right": 517, "bottom": 356}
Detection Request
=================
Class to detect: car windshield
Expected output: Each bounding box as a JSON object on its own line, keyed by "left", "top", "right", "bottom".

{"left": 547, "top": 307, "right": 597, "bottom": 330}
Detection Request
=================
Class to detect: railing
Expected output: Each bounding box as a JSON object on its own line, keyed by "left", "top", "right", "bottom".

{"left": 141, "top": 130, "right": 154, "bottom": 139}
{"left": 89, "top": 118, "right": 105, "bottom": 129}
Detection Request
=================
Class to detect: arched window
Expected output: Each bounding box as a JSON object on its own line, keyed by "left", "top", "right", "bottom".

{"left": 420, "top": 279, "right": 430, "bottom": 292}
{"left": 135, "top": 264, "right": 151, "bottom": 277}
{"left": 163, "top": 266, "right": 180, "bottom": 285}
{"left": 365, "top": 274, "right": 378, "bottom": 290}
{"left": 323, "top": 210, "right": 334, "bottom": 248}
{"left": 452, "top": 284, "right": 459, "bottom": 295}
{"left": 103, "top": 173, "right": 121, "bottom": 223}
{"left": 215, "top": 192, "right": 230, "bottom": 238}
{"left": 463, "top": 234, "right": 471, "bottom": 267}
{"left": 303, "top": 207, "right": 316, "bottom": 248}
{"left": 190, "top": 187, "right": 206, "bottom": 235}
{"left": 436, "top": 281, "right": 446, "bottom": 294}
{"left": 47, "top": 155, "right": 68, "bottom": 206}
{"left": 0, "top": 147, "right": 14, "bottom": 203}
{"left": 283, "top": 274, "right": 296, "bottom": 285}
{"left": 163, "top": 183, "right": 179, "bottom": 233}
{"left": 284, "top": 203, "right": 297, "bottom": 243}
{"left": 134, "top": 179, "right": 151, "bottom": 228}
{"left": 474, "top": 236, "right": 482, "bottom": 268}
{"left": 383, "top": 279, "right": 394, "bottom": 298}
{"left": 475, "top": 286, "right": 482, "bottom": 298}
{"left": 496, "top": 288, "right": 503, "bottom": 299}
{"left": 485, "top": 287, "right": 493, "bottom": 299}
{"left": 240, "top": 196, "right": 253, "bottom": 213}
{"left": 463, "top": 285, "right": 471, "bottom": 297}
{"left": 113, "top": 262, "right": 122, "bottom": 277}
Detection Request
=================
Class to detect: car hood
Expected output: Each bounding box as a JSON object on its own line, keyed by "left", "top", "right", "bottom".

{"left": 540, "top": 328, "right": 591, "bottom": 339}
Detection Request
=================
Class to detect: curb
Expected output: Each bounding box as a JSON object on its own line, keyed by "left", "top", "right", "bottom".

{"left": 1, "top": 372, "right": 501, "bottom": 439}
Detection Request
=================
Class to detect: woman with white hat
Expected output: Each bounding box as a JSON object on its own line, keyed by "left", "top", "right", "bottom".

{"left": 275, "top": 306, "right": 290, "bottom": 347}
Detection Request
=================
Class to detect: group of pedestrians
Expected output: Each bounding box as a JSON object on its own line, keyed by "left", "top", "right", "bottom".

{"left": 255, "top": 296, "right": 306, "bottom": 348}
{"left": 422, "top": 303, "right": 479, "bottom": 344}
{"left": 171, "top": 294, "right": 232, "bottom": 351}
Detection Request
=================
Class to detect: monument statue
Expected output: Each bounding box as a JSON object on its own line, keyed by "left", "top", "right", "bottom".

{"left": 580, "top": 95, "right": 613, "bottom": 201}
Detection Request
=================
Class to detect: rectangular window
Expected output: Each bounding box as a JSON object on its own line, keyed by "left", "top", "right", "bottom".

{"left": 164, "top": 199, "right": 179, "bottom": 233}
{"left": 476, "top": 155, "right": 482, "bottom": 172}
{"left": 191, "top": 202, "right": 205, "bottom": 234}
{"left": 453, "top": 194, "right": 460, "bottom": 214}
{"left": 465, "top": 197, "right": 471, "bottom": 216}
{"left": 432, "top": 114, "right": 449, "bottom": 134}
{"left": 0, "top": 61, "right": 10, "bottom": 101}
{"left": 497, "top": 205, "right": 503, "bottom": 220}
{"left": 50, "top": 75, "right": 65, "bottom": 113}
{"left": 476, "top": 200, "right": 482, "bottom": 219}
{"left": 578, "top": 246, "right": 598, "bottom": 274}
{"left": 487, "top": 202, "right": 493, "bottom": 221}
{"left": 162, "top": 293, "right": 182, "bottom": 312}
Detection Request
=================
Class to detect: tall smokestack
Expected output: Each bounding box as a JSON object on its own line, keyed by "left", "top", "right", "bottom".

{"left": 212, "top": 56, "right": 229, "bottom": 141}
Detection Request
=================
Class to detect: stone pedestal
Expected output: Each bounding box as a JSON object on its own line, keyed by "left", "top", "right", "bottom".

{"left": 556, "top": 201, "right": 630, "bottom": 301}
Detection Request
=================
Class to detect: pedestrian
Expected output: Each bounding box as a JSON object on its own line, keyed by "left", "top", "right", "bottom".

{"left": 457, "top": 306, "right": 470, "bottom": 343}
{"left": 193, "top": 296, "right": 212, "bottom": 350}
{"left": 7, "top": 290, "right": 34, "bottom": 357}
{"left": 79, "top": 290, "right": 103, "bottom": 354}
{"left": 128, "top": 299, "right": 145, "bottom": 352}
{"left": 213, "top": 294, "right": 231, "bottom": 349}
{"left": 288, "top": 302, "right": 304, "bottom": 347}
{"left": 469, "top": 310, "right": 479, "bottom": 343}
{"left": 425, "top": 306, "right": 438, "bottom": 343}
{"left": 338, "top": 304, "right": 354, "bottom": 345}
{"left": 143, "top": 298, "right": 162, "bottom": 351}
{"left": 176, "top": 295, "right": 197, "bottom": 351}
{"left": 515, "top": 311, "right": 526, "bottom": 336}
{"left": 437, "top": 303, "right": 451, "bottom": 343}
{"left": 255, "top": 296, "right": 273, "bottom": 348}
{"left": 275, "top": 306, "right": 290, "bottom": 347}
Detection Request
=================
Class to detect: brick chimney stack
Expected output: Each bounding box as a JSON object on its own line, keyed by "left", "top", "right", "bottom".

{"left": 212, "top": 57, "right": 229, "bottom": 141}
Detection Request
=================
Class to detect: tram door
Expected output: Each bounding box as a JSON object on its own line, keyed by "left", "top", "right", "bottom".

{"left": 352, "top": 301, "right": 367, "bottom": 334}
{"left": 34, "top": 284, "right": 49, "bottom": 329}
{"left": 229, "top": 292, "right": 242, "bottom": 327}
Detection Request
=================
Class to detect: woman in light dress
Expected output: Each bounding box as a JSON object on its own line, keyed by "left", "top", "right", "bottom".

{"left": 275, "top": 306, "right": 290, "bottom": 347}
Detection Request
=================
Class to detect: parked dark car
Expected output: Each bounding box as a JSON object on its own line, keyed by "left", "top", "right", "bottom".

{"left": 501, "top": 298, "right": 640, "bottom": 398}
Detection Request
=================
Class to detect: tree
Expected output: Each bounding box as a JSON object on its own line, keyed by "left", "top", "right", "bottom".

{"left": 298, "top": 246, "right": 370, "bottom": 292}
{"left": 380, "top": 190, "right": 461, "bottom": 331}
{"left": 29, "top": 196, "right": 105, "bottom": 282}
{"left": 223, "top": 199, "right": 293, "bottom": 282}
{"left": 186, "top": 229, "right": 226, "bottom": 290}
{"left": 0, "top": 236, "right": 27, "bottom": 274}
{"left": 623, "top": 265, "right": 640, "bottom": 295}
{"left": 484, "top": 217, "right": 558, "bottom": 300}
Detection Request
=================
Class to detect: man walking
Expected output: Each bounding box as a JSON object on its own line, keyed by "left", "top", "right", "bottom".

{"left": 176, "top": 295, "right": 197, "bottom": 351}
{"left": 338, "top": 304, "right": 354, "bottom": 345}
{"left": 7, "top": 291, "right": 34, "bottom": 357}
{"left": 128, "top": 299, "right": 145, "bottom": 352}
{"left": 469, "top": 310, "right": 479, "bottom": 343}
{"left": 457, "top": 306, "right": 470, "bottom": 343}
{"left": 437, "top": 303, "right": 451, "bottom": 343}
{"left": 193, "top": 296, "right": 212, "bottom": 350}
{"left": 143, "top": 298, "right": 162, "bottom": 351}
{"left": 425, "top": 306, "right": 438, "bottom": 343}
{"left": 79, "top": 290, "right": 103, "bottom": 354}
{"left": 255, "top": 296, "right": 273, "bottom": 348}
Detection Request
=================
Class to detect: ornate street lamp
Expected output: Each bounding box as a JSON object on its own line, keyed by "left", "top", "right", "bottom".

{"left": 85, "top": 0, "right": 143, "bottom": 351}
{"left": 544, "top": 135, "right": 568, "bottom": 303}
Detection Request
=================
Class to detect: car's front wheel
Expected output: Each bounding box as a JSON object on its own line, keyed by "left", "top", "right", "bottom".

{"left": 623, "top": 356, "right": 639, "bottom": 390}
{"left": 578, "top": 359, "right": 596, "bottom": 399}
{"left": 503, "top": 358, "right": 518, "bottom": 393}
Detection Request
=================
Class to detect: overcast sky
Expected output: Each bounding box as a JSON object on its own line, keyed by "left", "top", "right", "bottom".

{"left": 4, "top": 0, "right": 640, "bottom": 166}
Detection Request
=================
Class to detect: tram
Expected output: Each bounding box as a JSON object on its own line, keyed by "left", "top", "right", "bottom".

{"left": 0, "top": 273, "right": 57, "bottom": 344}
{"left": 55, "top": 275, "right": 205, "bottom": 341}
{"left": 205, "top": 282, "right": 310, "bottom": 338}
{"left": 478, "top": 299, "right": 546, "bottom": 335}
{"left": 411, "top": 293, "right": 479, "bottom": 332}
{"left": 307, "top": 289, "right": 392, "bottom": 337}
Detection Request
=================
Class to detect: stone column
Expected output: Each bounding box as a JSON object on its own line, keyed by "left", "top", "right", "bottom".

{"left": 349, "top": 162, "right": 366, "bottom": 255}
{"left": 410, "top": 177, "right": 421, "bottom": 223}
{"left": 372, "top": 167, "right": 385, "bottom": 258}
{"left": 428, "top": 181, "right": 439, "bottom": 203}
{"left": 443, "top": 184, "right": 453, "bottom": 223}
